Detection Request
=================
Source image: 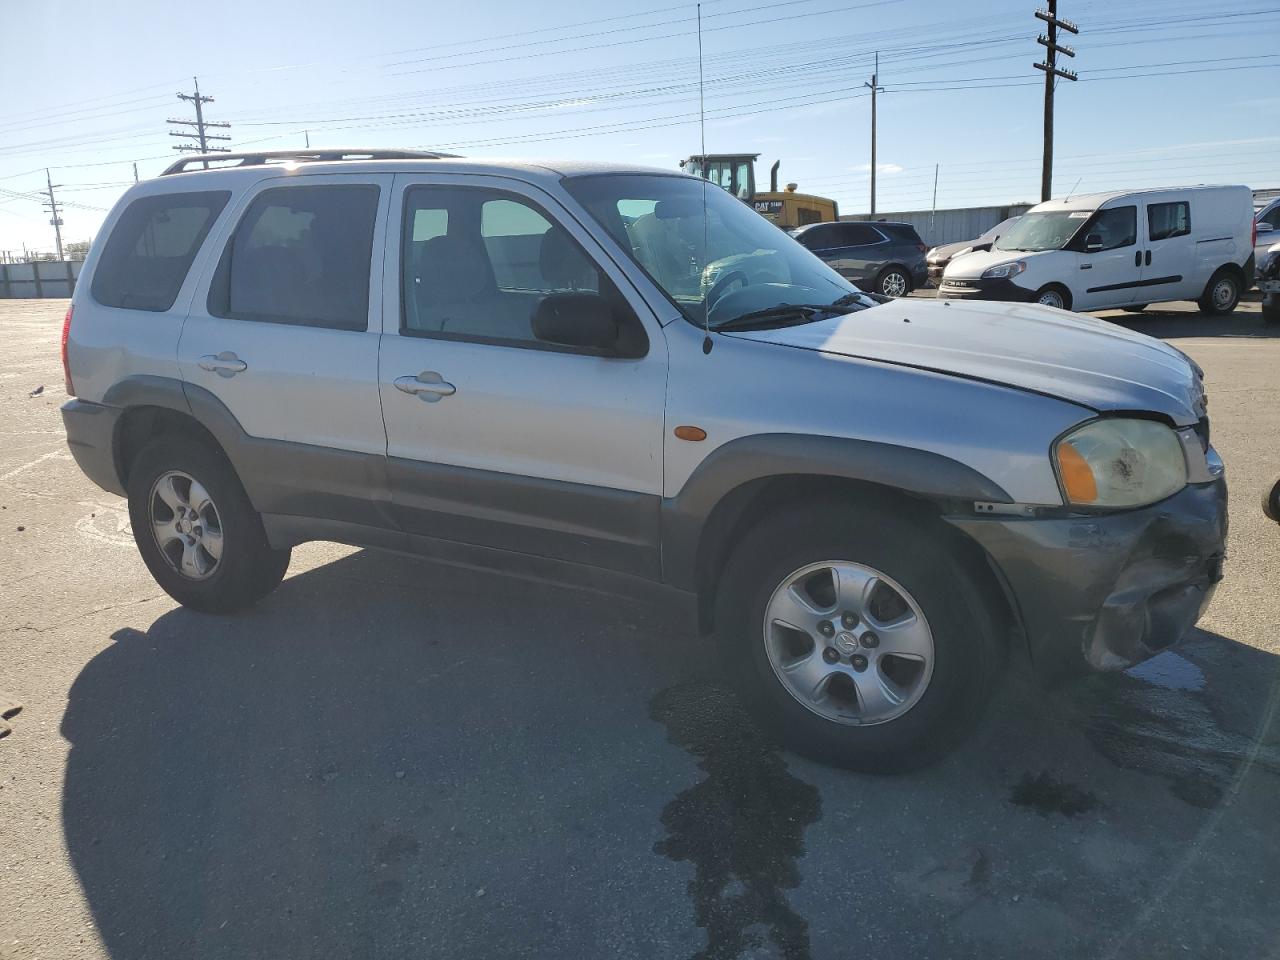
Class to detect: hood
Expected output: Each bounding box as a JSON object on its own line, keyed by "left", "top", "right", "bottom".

{"left": 926, "top": 239, "right": 975, "bottom": 263}
{"left": 942, "top": 247, "right": 1052, "bottom": 279}
{"left": 723, "top": 297, "right": 1205, "bottom": 425}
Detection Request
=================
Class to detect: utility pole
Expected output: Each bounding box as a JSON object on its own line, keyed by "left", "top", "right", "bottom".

{"left": 42, "top": 169, "right": 64, "bottom": 262}
{"left": 930, "top": 163, "right": 939, "bottom": 236}
{"left": 167, "top": 77, "right": 231, "bottom": 168}
{"left": 864, "top": 51, "right": 886, "bottom": 216}
{"left": 1035, "top": 2, "right": 1079, "bottom": 202}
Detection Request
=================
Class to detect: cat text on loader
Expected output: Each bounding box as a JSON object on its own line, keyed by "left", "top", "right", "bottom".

{"left": 678, "top": 154, "right": 838, "bottom": 229}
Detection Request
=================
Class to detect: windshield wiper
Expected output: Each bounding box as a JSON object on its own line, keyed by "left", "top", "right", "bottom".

{"left": 712, "top": 302, "right": 857, "bottom": 332}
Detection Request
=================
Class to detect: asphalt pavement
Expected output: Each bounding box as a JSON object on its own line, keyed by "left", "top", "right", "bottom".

{"left": 1, "top": 296, "right": 1277, "bottom": 960}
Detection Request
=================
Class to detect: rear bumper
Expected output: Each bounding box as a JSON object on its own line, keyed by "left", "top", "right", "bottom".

{"left": 936, "top": 277, "right": 1036, "bottom": 302}
{"left": 61, "top": 399, "right": 125, "bottom": 496}
{"left": 948, "top": 474, "right": 1228, "bottom": 684}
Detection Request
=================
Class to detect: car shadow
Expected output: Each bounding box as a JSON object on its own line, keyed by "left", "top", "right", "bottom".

{"left": 61, "top": 549, "right": 1280, "bottom": 960}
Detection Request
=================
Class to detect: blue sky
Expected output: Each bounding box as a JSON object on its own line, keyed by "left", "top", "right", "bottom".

{"left": 1, "top": 0, "right": 1278, "bottom": 254}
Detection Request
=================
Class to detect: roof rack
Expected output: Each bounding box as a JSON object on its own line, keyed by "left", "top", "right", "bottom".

{"left": 160, "top": 148, "right": 458, "bottom": 176}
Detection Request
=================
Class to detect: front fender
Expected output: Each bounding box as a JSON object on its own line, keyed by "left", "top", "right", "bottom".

{"left": 659, "top": 432, "right": 1011, "bottom": 590}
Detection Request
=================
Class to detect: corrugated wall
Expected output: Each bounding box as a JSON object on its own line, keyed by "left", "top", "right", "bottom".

{"left": 842, "top": 204, "right": 1035, "bottom": 246}
{"left": 0, "top": 260, "right": 82, "bottom": 299}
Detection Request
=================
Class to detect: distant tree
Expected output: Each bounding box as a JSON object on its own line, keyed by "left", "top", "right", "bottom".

{"left": 64, "top": 240, "right": 92, "bottom": 261}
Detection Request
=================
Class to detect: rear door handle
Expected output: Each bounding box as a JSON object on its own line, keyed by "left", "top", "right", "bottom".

{"left": 395, "top": 371, "right": 456, "bottom": 403}
{"left": 197, "top": 352, "right": 248, "bottom": 377}
{"left": 1134, "top": 251, "right": 1142, "bottom": 267}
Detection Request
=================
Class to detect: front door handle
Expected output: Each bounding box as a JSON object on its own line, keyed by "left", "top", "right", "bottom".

{"left": 197, "top": 352, "right": 248, "bottom": 377}
{"left": 395, "top": 371, "right": 456, "bottom": 403}
{"left": 1145, "top": 250, "right": 1152, "bottom": 266}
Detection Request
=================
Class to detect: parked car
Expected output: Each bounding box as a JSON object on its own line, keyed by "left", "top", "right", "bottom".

{"left": 1259, "top": 239, "right": 1280, "bottom": 325}
{"left": 938, "top": 186, "right": 1255, "bottom": 314}
{"left": 925, "top": 216, "right": 1020, "bottom": 286}
{"left": 789, "top": 220, "right": 927, "bottom": 297}
{"left": 61, "top": 150, "right": 1225, "bottom": 772}
{"left": 1254, "top": 196, "right": 1280, "bottom": 281}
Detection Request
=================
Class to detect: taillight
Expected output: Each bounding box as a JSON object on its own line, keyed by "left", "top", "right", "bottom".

{"left": 917, "top": 243, "right": 927, "bottom": 253}
{"left": 1253, "top": 219, "right": 1258, "bottom": 248}
{"left": 61, "top": 304, "right": 75, "bottom": 396}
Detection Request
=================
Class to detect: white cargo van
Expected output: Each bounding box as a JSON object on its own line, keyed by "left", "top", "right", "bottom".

{"left": 938, "top": 186, "right": 1255, "bottom": 314}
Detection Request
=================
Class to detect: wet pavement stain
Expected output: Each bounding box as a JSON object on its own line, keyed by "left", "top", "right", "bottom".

{"left": 0, "top": 690, "right": 21, "bottom": 739}
{"left": 1009, "top": 771, "right": 1100, "bottom": 818}
{"left": 650, "top": 681, "right": 821, "bottom": 960}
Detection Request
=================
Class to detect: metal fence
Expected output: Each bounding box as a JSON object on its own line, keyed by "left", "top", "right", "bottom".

{"left": 0, "top": 260, "right": 82, "bottom": 299}
{"left": 842, "top": 204, "right": 1035, "bottom": 247}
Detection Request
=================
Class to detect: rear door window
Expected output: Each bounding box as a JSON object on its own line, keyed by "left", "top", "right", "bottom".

{"left": 838, "top": 223, "right": 884, "bottom": 247}
{"left": 91, "top": 191, "right": 230, "bottom": 312}
{"left": 1148, "top": 201, "right": 1190, "bottom": 241}
{"left": 208, "top": 184, "right": 379, "bottom": 331}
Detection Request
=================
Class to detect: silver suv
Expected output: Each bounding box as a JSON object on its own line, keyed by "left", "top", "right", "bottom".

{"left": 61, "top": 150, "right": 1227, "bottom": 771}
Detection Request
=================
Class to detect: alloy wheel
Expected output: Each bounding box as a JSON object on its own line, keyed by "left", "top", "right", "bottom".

{"left": 149, "top": 470, "right": 224, "bottom": 581}
{"left": 881, "top": 271, "right": 909, "bottom": 298}
{"left": 763, "top": 560, "right": 935, "bottom": 725}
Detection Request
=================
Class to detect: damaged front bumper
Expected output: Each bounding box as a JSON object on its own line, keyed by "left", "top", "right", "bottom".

{"left": 948, "top": 475, "right": 1227, "bottom": 684}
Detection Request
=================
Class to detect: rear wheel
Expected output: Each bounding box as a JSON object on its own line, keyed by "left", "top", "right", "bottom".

{"left": 716, "top": 502, "right": 1000, "bottom": 772}
{"left": 1198, "top": 269, "right": 1241, "bottom": 315}
{"left": 1033, "top": 284, "right": 1071, "bottom": 310}
{"left": 877, "top": 267, "right": 912, "bottom": 298}
{"left": 127, "top": 438, "right": 291, "bottom": 613}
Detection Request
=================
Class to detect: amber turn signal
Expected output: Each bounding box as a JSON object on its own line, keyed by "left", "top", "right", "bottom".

{"left": 1056, "top": 441, "right": 1098, "bottom": 503}
{"left": 674, "top": 425, "right": 707, "bottom": 442}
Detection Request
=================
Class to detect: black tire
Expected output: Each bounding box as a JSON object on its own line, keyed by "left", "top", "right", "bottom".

{"left": 1121, "top": 304, "right": 1148, "bottom": 313}
{"left": 1198, "top": 268, "right": 1241, "bottom": 316}
{"left": 876, "top": 266, "right": 912, "bottom": 298}
{"left": 1262, "top": 296, "right": 1280, "bottom": 326}
{"left": 1264, "top": 477, "right": 1280, "bottom": 524}
{"left": 1032, "top": 283, "right": 1072, "bottom": 310}
{"left": 127, "top": 437, "right": 291, "bottom": 613}
{"left": 716, "top": 501, "right": 1001, "bottom": 772}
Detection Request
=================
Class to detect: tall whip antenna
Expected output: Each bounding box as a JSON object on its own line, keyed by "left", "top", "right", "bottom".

{"left": 697, "top": 2, "right": 713, "bottom": 355}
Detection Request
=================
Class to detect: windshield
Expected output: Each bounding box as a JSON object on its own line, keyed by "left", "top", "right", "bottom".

{"left": 995, "top": 210, "right": 1091, "bottom": 252}
{"left": 562, "top": 173, "right": 874, "bottom": 328}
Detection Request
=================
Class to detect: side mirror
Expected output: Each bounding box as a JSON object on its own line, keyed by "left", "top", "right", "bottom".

{"left": 532, "top": 293, "right": 620, "bottom": 353}
{"left": 1259, "top": 221, "right": 1275, "bottom": 235}
{"left": 1084, "top": 234, "right": 1103, "bottom": 253}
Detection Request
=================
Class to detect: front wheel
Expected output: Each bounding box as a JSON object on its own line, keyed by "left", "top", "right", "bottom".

{"left": 717, "top": 503, "right": 1000, "bottom": 772}
{"left": 877, "top": 267, "right": 912, "bottom": 298}
{"left": 127, "top": 438, "right": 291, "bottom": 613}
{"left": 1198, "top": 269, "right": 1241, "bottom": 315}
{"left": 1033, "top": 284, "right": 1072, "bottom": 310}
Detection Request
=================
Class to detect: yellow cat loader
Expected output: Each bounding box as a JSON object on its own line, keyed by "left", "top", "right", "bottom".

{"left": 679, "top": 153, "right": 838, "bottom": 229}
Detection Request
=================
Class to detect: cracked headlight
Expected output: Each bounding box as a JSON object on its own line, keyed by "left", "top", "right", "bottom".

{"left": 1055, "top": 418, "right": 1187, "bottom": 508}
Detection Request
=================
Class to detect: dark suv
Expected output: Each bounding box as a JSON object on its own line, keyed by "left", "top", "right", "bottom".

{"left": 791, "top": 221, "right": 928, "bottom": 297}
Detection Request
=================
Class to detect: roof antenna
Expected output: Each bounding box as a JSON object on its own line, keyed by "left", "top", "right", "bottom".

{"left": 1065, "top": 175, "right": 1082, "bottom": 201}
{"left": 697, "top": 2, "right": 713, "bottom": 355}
